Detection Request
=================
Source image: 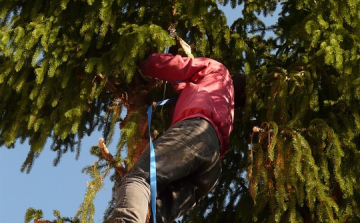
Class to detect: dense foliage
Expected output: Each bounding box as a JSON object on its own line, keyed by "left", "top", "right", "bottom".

{"left": 1, "top": 0, "right": 360, "bottom": 222}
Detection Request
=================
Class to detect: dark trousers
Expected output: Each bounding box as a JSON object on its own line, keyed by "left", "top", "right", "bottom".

{"left": 111, "top": 117, "right": 222, "bottom": 223}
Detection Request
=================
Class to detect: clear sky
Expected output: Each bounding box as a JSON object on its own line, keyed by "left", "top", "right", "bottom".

{"left": 0, "top": 5, "right": 279, "bottom": 223}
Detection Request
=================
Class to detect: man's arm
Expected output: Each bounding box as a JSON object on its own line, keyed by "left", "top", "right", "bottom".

{"left": 140, "top": 53, "right": 211, "bottom": 83}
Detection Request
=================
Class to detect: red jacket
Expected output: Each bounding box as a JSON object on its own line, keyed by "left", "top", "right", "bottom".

{"left": 141, "top": 53, "right": 234, "bottom": 157}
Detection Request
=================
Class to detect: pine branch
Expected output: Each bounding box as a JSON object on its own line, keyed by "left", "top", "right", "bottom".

{"left": 98, "top": 138, "right": 126, "bottom": 177}
{"left": 34, "top": 219, "right": 52, "bottom": 223}
{"left": 248, "top": 24, "right": 280, "bottom": 35}
{"left": 95, "top": 73, "right": 128, "bottom": 107}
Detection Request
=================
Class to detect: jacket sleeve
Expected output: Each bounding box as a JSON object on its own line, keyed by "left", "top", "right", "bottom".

{"left": 140, "top": 53, "right": 212, "bottom": 83}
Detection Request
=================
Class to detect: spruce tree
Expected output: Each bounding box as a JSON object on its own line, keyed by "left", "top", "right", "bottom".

{"left": 1, "top": 0, "right": 360, "bottom": 223}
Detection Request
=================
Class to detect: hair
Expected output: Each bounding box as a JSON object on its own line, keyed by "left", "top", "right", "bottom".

{"left": 231, "top": 73, "right": 246, "bottom": 108}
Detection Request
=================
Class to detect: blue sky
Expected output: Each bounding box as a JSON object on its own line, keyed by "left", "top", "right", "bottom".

{"left": 0, "top": 131, "right": 114, "bottom": 223}
{"left": 0, "top": 5, "right": 279, "bottom": 223}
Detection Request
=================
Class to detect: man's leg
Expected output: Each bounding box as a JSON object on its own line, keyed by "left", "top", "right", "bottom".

{"left": 111, "top": 117, "right": 221, "bottom": 223}
{"left": 110, "top": 172, "right": 151, "bottom": 223}
{"left": 151, "top": 117, "right": 222, "bottom": 222}
{"left": 155, "top": 153, "right": 221, "bottom": 223}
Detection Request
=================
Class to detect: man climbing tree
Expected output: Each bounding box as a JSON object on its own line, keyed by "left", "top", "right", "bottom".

{"left": 110, "top": 52, "right": 245, "bottom": 223}
{"left": 2, "top": 0, "right": 360, "bottom": 222}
